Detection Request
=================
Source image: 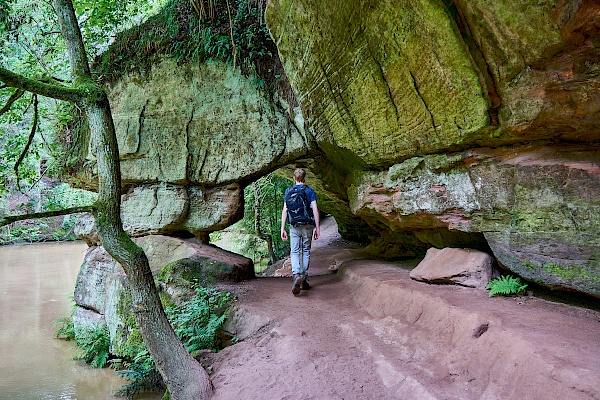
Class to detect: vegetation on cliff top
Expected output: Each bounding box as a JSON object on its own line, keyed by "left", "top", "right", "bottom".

{"left": 96, "top": 0, "right": 286, "bottom": 97}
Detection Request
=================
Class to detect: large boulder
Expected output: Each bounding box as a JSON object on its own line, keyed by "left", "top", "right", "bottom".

{"left": 410, "top": 247, "right": 493, "bottom": 289}
{"left": 105, "top": 59, "right": 312, "bottom": 185}
{"left": 134, "top": 235, "right": 255, "bottom": 283}
{"left": 72, "top": 235, "right": 255, "bottom": 346}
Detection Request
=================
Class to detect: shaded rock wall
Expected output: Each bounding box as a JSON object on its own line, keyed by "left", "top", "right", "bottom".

{"left": 349, "top": 144, "right": 600, "bottom": 295}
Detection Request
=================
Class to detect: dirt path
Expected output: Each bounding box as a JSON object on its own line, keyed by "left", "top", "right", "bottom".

{"left": 204, "top": 218, "right": 600, "bottom": 400}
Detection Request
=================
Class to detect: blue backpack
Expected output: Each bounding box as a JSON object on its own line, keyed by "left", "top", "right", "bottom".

{"left": 285, "top": 185, "right": 313, "bottom": 226}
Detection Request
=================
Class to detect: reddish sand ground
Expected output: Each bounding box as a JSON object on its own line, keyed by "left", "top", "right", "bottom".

{"left": 203, "top": 217, "right": 600, "bottom": 400}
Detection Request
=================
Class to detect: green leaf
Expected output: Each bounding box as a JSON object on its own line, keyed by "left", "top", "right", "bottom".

{"left": 486, "top": 275, "right": 528, "bottom": 297}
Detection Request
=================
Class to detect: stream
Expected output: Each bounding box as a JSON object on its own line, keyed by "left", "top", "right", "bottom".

{"left": 0, "top": 241, "right": 130, "bottom": 399}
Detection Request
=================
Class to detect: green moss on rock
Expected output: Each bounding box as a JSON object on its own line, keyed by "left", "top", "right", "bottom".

{"left": 266, "top": 0, "right": 489, "bottom": 168}
{"left": 543, "top": 263, "right": 600, "bottom": 283}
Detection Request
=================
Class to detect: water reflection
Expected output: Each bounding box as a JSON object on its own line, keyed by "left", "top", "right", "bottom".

{"left": 0, "top": 242, "right": 128, "bottom": 399}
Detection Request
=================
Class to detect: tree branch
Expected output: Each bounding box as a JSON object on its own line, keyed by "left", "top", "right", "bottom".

{"left": 0, "top": 88, "right": 25, "bottom": 116}
{"left": 0, "top": 205, "right": 96, "bottom": 228}
{"left": 14, "top": 94, "right": 39, "bottom": 190}
{"left": 52, "top": 0, "right": 90, "bottom": 78}
{"left": 0, "top": 67, "right": 83, "bottom": 103}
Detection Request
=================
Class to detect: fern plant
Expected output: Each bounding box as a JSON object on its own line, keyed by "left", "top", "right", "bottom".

{"left": 112, "top": 329, "right": 163, "bottom": 397}
{"left": 53, "top": 315, "right": 76, "bottom": 341}
{"left": 486, "top": 275, "right": 528, "bottom": 297}
{"left": 166, "top": 287, "right": 232, "bottom": 355}
{"left": 53, "top": 297, "right": 77, "bottom": 341}
{"left": 73, "top": 323, "right": 111, "bottom": 368}
{"left": 113, "top": 286, "right": 233, "bottom": 397}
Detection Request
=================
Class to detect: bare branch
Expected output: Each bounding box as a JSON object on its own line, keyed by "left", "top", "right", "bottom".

{"left": 14, "top": 94, "right": 39, "bottom": 190}
{"left": 0, "top": 67, "right": 83, "bottom": 103}
{"left": 0, "top": 88, "right": 25, "bottom": 116}
{"left": 0, "top": 205, "right": 96, "bottom": 228}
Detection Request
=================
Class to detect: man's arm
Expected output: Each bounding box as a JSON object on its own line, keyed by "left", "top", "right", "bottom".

{"left": 281, "top": 203, "right": 288, "bottom": 240}
{"left": 311, "top": 200, "right": 320, "bottom": 240}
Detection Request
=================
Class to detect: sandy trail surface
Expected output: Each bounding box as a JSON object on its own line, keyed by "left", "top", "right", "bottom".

{"left": 203, "top": 217, "right": 600, "bottom": 400}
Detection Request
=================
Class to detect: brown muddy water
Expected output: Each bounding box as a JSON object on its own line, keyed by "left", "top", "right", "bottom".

{"left": 0, "top": 242, "right": 144, "bottom": 399}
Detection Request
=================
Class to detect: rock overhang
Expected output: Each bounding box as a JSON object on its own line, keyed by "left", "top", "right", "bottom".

{"left": 76, "top": 0, "right": 600, "bottom": 296}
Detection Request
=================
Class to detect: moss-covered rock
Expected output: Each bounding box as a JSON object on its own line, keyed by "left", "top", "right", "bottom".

{"left": 347, "top": 144, "right": 600, "bottom": 296}
{"left": 266, "top": 0, "right": 490, "bottom": 168}
{"left": 74, "top": 0, "right": 600, "bottom": 298}
{"left": 81, "top": 236, "right": 254, "bottom": 355}
{"left": 104, "top": 59, "right": 312, "bottom": 185}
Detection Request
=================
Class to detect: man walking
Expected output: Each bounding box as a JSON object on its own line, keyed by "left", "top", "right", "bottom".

{"left": 281, "top": 168, "right": 320, "bottom": 295}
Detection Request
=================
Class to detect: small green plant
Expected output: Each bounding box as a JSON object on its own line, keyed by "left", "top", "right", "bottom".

{"left": 53, "top": 316, "right": 76, "bottom": 341}
{"left": 112, "top": 286, "right": 233, "bottom": 397}
{"left": 53, "top": 297, "right": 77, "bottom": 341}
{"left": 112, "top": 330, "right": 162, "bottom": 398}
{"left": 166, "top": 287, "right": 232, "bottom": 355}
{"left": 73, "top": 323, "right": 111, "bottom": 368}
{"left": 486, "top": 275, "right": 528, "bottom": 297}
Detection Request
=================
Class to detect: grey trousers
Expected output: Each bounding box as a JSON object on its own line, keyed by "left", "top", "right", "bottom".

{"left": 290, "top": 224, "right": 314, "bottom": 278}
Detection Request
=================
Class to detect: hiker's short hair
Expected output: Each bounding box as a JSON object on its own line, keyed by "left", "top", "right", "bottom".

{"left": 294, "top": 168, "right": 306, "bottom": 183}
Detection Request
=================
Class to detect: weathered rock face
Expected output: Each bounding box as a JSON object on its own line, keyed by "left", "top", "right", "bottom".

{"left": 120, "top": 183, "right": 243, "bottom": 237}
{"left": 348, "top": 144, "right": 600, "bottom": 295}
{"left": 106, "top": 59, "right": 312, "bottom": 186}
{"left": 266, "top": 0, "right": 600, "bottom": 163}
{"left": 74, "top": 183, "right": 243, "bottom": 239}
{"left": 74, "top": 246, "right": 121, "bottom": 314}
{"left": 85, "top": 1, "right": 600, "bottom": 296}
{"left": 264, "top": 0, "right": 600, "bottom": 296}
{"left": 267, "top": 0, "right": 491, "bottom": 168}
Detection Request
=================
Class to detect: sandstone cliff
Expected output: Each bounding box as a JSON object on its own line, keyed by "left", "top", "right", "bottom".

{"left": 264, "top": 0, "right": 600, "bottom": 296}
{"left": 77, "top": 1, "right": 599, "bottom": 296}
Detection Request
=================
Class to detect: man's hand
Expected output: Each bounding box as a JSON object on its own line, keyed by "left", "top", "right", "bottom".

{"left": 313, "top": 227, "right": 320, "bottom": 240}
{"left": 281, "top": 229, "right": 288, "bottom": 241}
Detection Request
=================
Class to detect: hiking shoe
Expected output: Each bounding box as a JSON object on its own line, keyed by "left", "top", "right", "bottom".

{"left": 300, "top": 279, "right": 311, "bottom": 290}
{"left": 292, "top": 274, "right": 302, "bottom": 295}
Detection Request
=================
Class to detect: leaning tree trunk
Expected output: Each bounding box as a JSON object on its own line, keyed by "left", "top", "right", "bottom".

{"left": 52, "top": 0, "right": 212, "bottom": 398}
{"left": 253, "top": 183, "right": 276, "bottom": 264}
{"left": 87, "top": 102, "right": 212, "bottom": 399}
